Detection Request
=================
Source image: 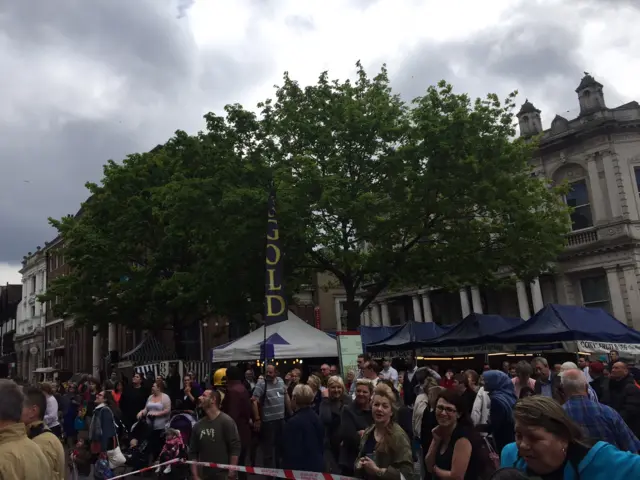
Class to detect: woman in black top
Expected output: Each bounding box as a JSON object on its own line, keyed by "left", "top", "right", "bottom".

{"left": 338, "top": 379, "right": 374, "bottom": 476}
{"left": 176, "top": 374, "right": 198, "bottom": 412}
{"left": 425, "top": 389, "right": 483, "bottom": 480}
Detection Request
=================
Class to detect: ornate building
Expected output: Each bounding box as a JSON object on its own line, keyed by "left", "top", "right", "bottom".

{"left": 317, "top": 74, "right": 640, "bottom": 331}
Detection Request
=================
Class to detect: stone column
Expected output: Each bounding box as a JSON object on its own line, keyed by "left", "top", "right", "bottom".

{"left": 92, "top": 325, "right": 101, "bottom": 378}
{"left": 380, "top": 301, "right": 391, "bottom": 327}
{"left": 334, "top": 298, "right": 343, "bottom": 332}
{"left": 412, "top": 295, "right": 423, "bottom": 322}
{"left": 622, "top": 266, "right": 640, "bottom": 330}
{"left": 603, "top": 153, "right": 622, "bottom": 218}
{"left": 516, "top": 280, "right": 531, "bottom": 320}
{"left": 371, "top": 303, "right": 381, "bottom": 326}
{"left": 363, "top": 307, "right": 372, "bottom": 327}
{"left": 605, "top": 267, "right": 626, "bottom": 322}
{"left": 470, "top": 286, "right": 483, "bottom": 314}
{"left": 586, "top": 156, "right": 606, "bottom": 223}
{"left": 421, "top": 292, "right": 433, "bottom": 323}
{"left": 459, "top": 288, "right": 471, "bottom": 318}
{"left": 108, "top": 323, "right": 117, "bottom": 353}
{"left": 531, "top": 277, "right": 544, "bottom": 313}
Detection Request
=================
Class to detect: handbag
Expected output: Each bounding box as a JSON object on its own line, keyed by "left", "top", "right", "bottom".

{"left": 107, "top": 435, "right": 126, "bottom": 469}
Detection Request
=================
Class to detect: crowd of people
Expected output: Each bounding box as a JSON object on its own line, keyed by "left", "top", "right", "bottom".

{"left": 1, "top": 351, "right": 640, "bottom": 479}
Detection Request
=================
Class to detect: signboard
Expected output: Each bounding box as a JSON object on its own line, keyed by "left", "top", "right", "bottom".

{"left": 336, "top": 332, "right": 363, "bottom": 377}
{"left": 576, "top": 341, "right": 640, "bottom": 356}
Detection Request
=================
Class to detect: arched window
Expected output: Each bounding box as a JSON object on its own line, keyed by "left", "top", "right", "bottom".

{"left": 566, "top": 179, "right": 593, "bottom": 230}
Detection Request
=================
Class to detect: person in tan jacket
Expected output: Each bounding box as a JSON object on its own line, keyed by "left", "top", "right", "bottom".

{"left": 22, "top": 386, "right": 66, "bottom": 480}
{"left": 0, "top": 379, "right": 50, "bottom": 479}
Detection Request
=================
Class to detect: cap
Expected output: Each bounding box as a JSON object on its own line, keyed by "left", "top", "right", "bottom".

{"left": 590, "top": 361, "right": 604, "bottom": 374}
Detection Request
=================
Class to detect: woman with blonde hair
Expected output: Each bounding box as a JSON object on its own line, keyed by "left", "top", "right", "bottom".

{"left": 282, "top": 384, "right": 324, "bottom": 472}
{"left": 320, "top": 375, "right": 352, "bottom": 472}
{"left": 339, "top": 379, "right": 374, "bottom": 476}
{"left": 355, "top": 383, "right": 413, "bottom": 480}
{"left": 501, "top": 395, "right": 640, "bottom": 479}
{"left": 307, "top": 374, "right": 323, "bottom": 413}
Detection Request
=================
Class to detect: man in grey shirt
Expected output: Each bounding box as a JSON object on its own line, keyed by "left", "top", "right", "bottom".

{"left": 251, "top": 364, "right": 292, "bottom": 473}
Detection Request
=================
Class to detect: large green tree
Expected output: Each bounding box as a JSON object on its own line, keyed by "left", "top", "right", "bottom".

{"left": 41, "top": 106, "right": 306, "bottom": 356}
{"left": 261, "top": 62, "right": 570, "bottom": 329}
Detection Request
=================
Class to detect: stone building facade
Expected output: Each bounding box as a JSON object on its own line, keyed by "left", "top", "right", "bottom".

{"left": 15, "top": 248, "right": 47, "bottom": 381}
{"left": 318, "top": 74, "right": 640, "bottom": 331}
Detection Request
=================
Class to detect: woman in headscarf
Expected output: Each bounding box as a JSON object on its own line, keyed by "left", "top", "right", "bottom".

{"left": 481, "top": 370, "right": 517, "bottom": 452}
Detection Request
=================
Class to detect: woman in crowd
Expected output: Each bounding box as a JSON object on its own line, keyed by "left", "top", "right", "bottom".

{"left": 62, "top": 382, "right": 81, "bottom": 447}
{"left": 136, "top": 379, "right": 171, "bottom": 461}
{"left": 481, "top": 370, "right": 516, "bottom": 452}
{"left": 355, "top": 383, "right": 413, "bottom": 480}
{"left": 501, "top": 395, "right": 640, "bottom": 479}
{"left": 425, "top": 389, "right": 484, "bottom": 480}
{"left": 177, "top": 374, "right": 198, "bottom": 412}
{"left": 345, "top": 370, "right": 355, "bottom": 394}
{"left": 320, "top": 375, "right": 352, "bottom": 473}
{"left": 420, "top": 386, "right": 445, "bottom": 480}
{"left": 111, "top": 381, "right": 124, "bottom": 407}
{"left": 339, "top": 379, "right": 374, "bottom": 476}
{"left": 40, "top": 382, "right": 62, "bottom": 438}
{"left": 413, "top": 376, "right": 439, "bottom": 441}
{"left": 307, "top": 374, "right": 323, "bottom": 414}
{"left": 282, "top": 384, "right": 324, "bottom": 472}
{"left": 89, "top": 390, "right": 119, "bottom": 455}
{"left": 511, "top": 361, "right": 536, "bottom": 398}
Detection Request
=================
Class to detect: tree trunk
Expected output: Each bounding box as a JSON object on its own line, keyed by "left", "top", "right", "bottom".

{"left": 172, "top": 316, "right": 186, "bottom": 359}
{"left": 344, "top": 290, "right": 361, "bottom": 331}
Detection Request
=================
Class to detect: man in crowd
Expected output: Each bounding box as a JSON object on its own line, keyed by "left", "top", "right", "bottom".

{"left": 22, "top": 386, "right": 66, "bottom": 480}
{"left": 0, "top": 380, "right": 49, "bottom": 479}
{"left": 191, "top": 389, "right": 241, "bottom": 480}
{"left": 380, "top": 358, "right": 399, "bottom": 389}
{"left": 286, "top": 368, "right": 301, "bottom": 398}
{"left": 589, "top": 361, "right": 608, "bottom": 400}
{"left": 561, "top": 369, "right": 640, "bottom": 452}
{"left": 244, "top": 369, "right": 256, "bottom": 393}
{"left": 349, "top": 353, "right": 371, "bottom": 396}
{"left": 221, "top": 366, "right": 252, "bottom": 480}
{"left": 251, "top": 363, "right": 291, "bottom": 473}
{"left": 532, "top": 357, "right": 559, "bottom": 399}
{"left": 403, "top": 356, "right": 420, "bottom": 406}
{"left": 120, "top": 372, "right": 149, "bottom": 429}
{"left": 605, "top": 361, "right": 640, "bottom": 437}
{"left": 578, "top": 357, "right": 592, "bottom": 382}
{"left": 320, "top": 364, "right": 331, "bottom": 385}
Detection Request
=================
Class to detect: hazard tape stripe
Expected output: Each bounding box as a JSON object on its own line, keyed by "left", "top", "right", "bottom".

{"left": 184, "top": 460, "right": 359, "bottom": 480}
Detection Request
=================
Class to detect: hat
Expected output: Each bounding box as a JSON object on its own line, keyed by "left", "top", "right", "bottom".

{"left": 590, "top": 361, "right": 604, "bottom": 374}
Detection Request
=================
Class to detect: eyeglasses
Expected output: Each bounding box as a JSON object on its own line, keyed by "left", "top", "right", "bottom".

{"left": 435, "top": 405, "right": 457, "bottom": 415}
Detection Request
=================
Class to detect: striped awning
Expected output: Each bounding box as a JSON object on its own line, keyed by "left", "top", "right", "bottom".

{"left": 121, "top": 334, "right": 177, "bottom": 364}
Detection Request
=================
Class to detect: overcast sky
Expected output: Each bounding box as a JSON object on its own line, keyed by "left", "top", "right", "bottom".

{"left": 1, "top": 0, "right": 639, "bottom": 285}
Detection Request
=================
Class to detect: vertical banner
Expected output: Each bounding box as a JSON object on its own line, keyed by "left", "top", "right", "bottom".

{"left": 264, "top": 190, "right": 288, "bottom": 326}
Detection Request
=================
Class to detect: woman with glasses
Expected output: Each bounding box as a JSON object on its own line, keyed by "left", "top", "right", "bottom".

{"left": 425, "top": 389, "right": 484, "bottom": 480}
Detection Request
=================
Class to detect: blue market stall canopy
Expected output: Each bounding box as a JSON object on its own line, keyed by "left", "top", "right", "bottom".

{"left": 211, "top": 311, "right": 338, "bottom": 362}
{"left": 367, "top": 321, "right": 448, "bottom": 351}
{"left": 359, "top": 325, "right": 403, "bottom": 346}
{"left": 491, "top": 304, "right": 640, "bottom": 345}
{"left": 425, "top": 313, "right": 523, "bottom": 347}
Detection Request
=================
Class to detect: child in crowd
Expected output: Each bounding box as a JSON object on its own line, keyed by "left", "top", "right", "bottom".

{"left": 156, "top": 428, "right": 187, "bottom": 474}
{"left": 124, "top": 437, "right": 147, "bottom": 471}
{"left": 70, "top": 438, "right": 92, "bottom": 479}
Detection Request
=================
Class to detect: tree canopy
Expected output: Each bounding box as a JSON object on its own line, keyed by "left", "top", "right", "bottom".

{"left": 262, "top": 63, "right": 570, "bottom": 329}
{"left": 44, "top": 62, "right": 570, "bottom": 336}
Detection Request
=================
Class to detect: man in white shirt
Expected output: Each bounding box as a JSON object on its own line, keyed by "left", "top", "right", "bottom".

{"left": 380, "top": 358, "right": 399, "bottom": 389}
{"left": 578, "top": 357, "right": 593, "bottom": 383}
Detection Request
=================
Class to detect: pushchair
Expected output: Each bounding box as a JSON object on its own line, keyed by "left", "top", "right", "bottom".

{"left": 122, "top": 419, "right": 151, "bottom": 472}
{"left": 167, "top": 410, "right": 197, "bottom": 451}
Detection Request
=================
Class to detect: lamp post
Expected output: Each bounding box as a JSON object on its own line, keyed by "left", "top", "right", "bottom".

{"left": 200, "top": 321, "right": 208, "bottom": 361}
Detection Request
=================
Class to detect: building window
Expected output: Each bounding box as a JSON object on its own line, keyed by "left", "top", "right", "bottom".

{"left": 566, "top": 179, "right": 593, "bottom": 230}
{"left": 580, "top": 275, "right": 610, "bottom": 312}
{"left": 30, "top": 305, "right": 36, "bottom": 318}
{"left": 634, "top": 167, "right": 640, "bottom": 198}
{"left": 30, "top": 276, "right": 36, "bottom": 293}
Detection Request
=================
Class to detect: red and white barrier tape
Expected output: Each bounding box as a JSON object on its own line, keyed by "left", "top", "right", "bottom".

{"left": 110, "top": 459, "right": 180, "bottom": 479}
{"left": 184, "top": 460, "right": 360, "bottom": 480}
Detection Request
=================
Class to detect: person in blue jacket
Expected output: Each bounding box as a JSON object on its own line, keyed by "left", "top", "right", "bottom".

{"left": 282, "top": 383, "right": 324, "bottom": 472}
{"left": 500, "top": 395, "right": 640, "bottom": 479}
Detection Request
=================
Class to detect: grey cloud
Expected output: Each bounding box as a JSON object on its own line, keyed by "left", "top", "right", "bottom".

{"left": 285, "top": 15, "right": 315, "bottom": 32}
{"left": 0, "top": 0, "right": 273, "bottom": 263}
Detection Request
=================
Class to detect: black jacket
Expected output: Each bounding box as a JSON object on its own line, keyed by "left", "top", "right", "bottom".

{"left": 604, "top": 374, "right": 640, "bottom": 437}
{"left": 338, "top": 403, "right": 373, "bottom": 471}
{"left": 403, "top": 368, "right": 420, "bottom": 407}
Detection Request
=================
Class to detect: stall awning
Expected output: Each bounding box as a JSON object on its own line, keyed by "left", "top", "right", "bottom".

{"left": 121, "top": 335, "right": 177, "bottom": 364}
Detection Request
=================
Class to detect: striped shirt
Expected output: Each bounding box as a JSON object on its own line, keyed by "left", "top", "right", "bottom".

{"left": 252, "top": 377, "right": 286, "bottom": 422}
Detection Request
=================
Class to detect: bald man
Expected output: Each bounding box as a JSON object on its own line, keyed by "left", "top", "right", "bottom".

{"left": 606, "top": 361, "right": 640, "bottom": 438}
{"left": 561, "top": 369, "right": 640, "bottom": 453}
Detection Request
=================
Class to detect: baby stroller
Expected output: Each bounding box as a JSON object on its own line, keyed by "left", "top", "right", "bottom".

{"left": 167, "top": 411, "right": 197, "bottom": 451}
{"left": 123, "top": 419, "right": 151, "bottom": 472}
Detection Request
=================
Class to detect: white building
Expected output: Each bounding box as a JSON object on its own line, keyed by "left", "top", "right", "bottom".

{"left": 15, "top": 248, "right": 47, "bottom": 381}
{"left": 325, "top": 74, "right": 640, "bottom": 332}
